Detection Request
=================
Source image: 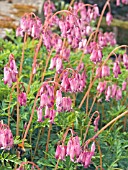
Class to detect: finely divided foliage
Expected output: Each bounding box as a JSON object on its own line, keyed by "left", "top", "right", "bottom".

{"left": 1, "top": 0, "right": 128, "bottom": 169}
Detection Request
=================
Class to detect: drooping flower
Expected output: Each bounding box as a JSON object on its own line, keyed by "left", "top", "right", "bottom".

{"left": 113, "top": 61, "right": 121, "bottom": 78}
{"left": 55, "top": 145, "right": 67, "bottom": 160}
{"left": 18, "top": 92, "right": 27, "bottom": 106}
{"left": 0, "top": 122, "right": 14, "bottom": 150}
{"left": 3, "top": 54, "right": 18, "bottom": 87}
{"left": 106, "top": 12, "right": 113, "bottom": 26}
{"left": 105, "top": 86, "right": 111, "bottom": 101}
{"left": 111, "top": 84, "right": 117, "bottom": 98}
{"left": 116, "top": 88, "right": 122, "bottom": 101}
{"left": 97, "top": 81, "right": 107, "bottom": 93}
{"left": 94, "top": 115, "right": 100, "bottom": 132}
{"left": 67, "top": 136, "right": 81, "bottom": 162}
{"left": 122, "top": 81, "right": 127, "bottom": 91}
{"left": 123, "top": 53, "right": 128, "bottom": 69}
{"left": 37, "top": 107, "right": 43, "bottom": 122}
{"left": 77, "top": 142, "right": 95, "bottom": 168}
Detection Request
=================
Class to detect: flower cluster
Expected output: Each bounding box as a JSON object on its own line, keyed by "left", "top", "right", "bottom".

{"left": 0, "top": 122, "right": 14, "bottom": 150}
{"left": 60, "top": 69, "right": 87, "bottom": 93}
{"left": 43, "top": 0, "right": 59, "bottom": 25}
{"left": 58, "top": 3, "right": 99, "bottom": 49}
{"left": 16, "top": 13, "right": 42, "bottom": 39}
{"left": 89, "top": 43, "right": 103, "bottom": 63}
{"left": 4, "top": 54, "right": 18, "bottom": 87}
{"left": 37, "top": 83, "right": 56, "bottom": 123}
{"left": 116, "top": 0, "right": 128, "bottom": 5}
{"left": 98, "top": 32, "right": 116, "bottom": 47}
{"left": 97, "top": 81, "right": 127, "bottom": 101}
{"left": 96, "top": 65, "right": 110, "bottom": 78}
{"left": 56, "top": 90, "right": 72, "bottom": 113}
{"left": 55, "top": 135, "right": 95, "bottom": 169}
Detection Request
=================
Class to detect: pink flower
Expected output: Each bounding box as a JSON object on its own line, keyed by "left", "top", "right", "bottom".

{"left": 0, "top": 122, "right": 14, "bottom": 150}
{"left": 49, "top": 57, "right": 57, "bottom": 70}
{"left": 96, "top": 67, "right": 102, "bottom": 78}
{"left": 111, "top": 84, "right": 117, "bottom": 98}
{"left": 55, "top": 145, "right": 66, "bottom": 160}
{"left": 9, "top": 54, "right": 18, "bottom": 74}
{"left": 122, "top": 81, "right": 127, "bottom": 91}
{"left": 37, "top": 107, "right": 43, "bottom": 122}
{"left": 102, "top": 65, "right": 110, "bottom": 77}
{"left": 18, "top": 92, "right": 27, "bottom": 106}
{"left": 56, "top": 57, "right": 63, "bottom": 74}
{"left": 3, "top": 66, "right": 12, "bottom": 87}
{"left": 49, "top": 110, "right": 56, "bottom": 123}
{"left": 116, "top": 88, "right": 122, "bottom": 101}
{"left": 106, "top": 12, "right": 113, "bottom": 26}
{"left": 62, "top": 97, "right": 72, "bottom": 112}
{"left": 67, "top": 136, "right": 81, "bottom": 162}
{"left": 3, "top": 54, "right": 18, "bottom": 87}
{"left": 123, "top": 53, "right": 128, "bottom": 69}
{"left": 94, "top": 115, "right": 100, "bottom": 132}
{"left": 56, "top": 90, "right": 62, "bottom": 106}
{"left": 90, "top": 49, "right": 102, "bottom": 64}
{"left": 113, "top": 61, "right": 121, "bottom": 78}
{"left": 116, "top": 0, "right": 121, "bottom": 6}
{"left": 97, "top": 81, "right": 107, "bottom": 93}
{"left": 105, "top": 86, "right": 111, "bottom": 101}
{"left": 40, "top": 93, "right": 49, "bottom": 108}
{"left": 44, "top": 105, "right": 50, "bottom": 118}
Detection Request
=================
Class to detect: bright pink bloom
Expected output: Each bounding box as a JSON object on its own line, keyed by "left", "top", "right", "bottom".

{"left": 97, "top": 81, "right": 107, "bottom": 93}
{"left": 111, "top": 84, "right": 117, "bottom": 98}
{"left": 116, "top": 88, "right": 122, "bottom": 101}
{"left": 94, "top": 115, "right": 100, "bottom": 132}
{"left": 9, "top": 54, "right": 18, "bottom": 74}
{"left": 0, "top": 122, "right": 14, "bottom": 150}
{"left": 67, "top": 136, "right": 81, "bottom": 162}
{"left": 113, "top": 61, "right": 121, "bottom": 78}
{"left": 49, "top": 57, "right": 57, "bottom": 70}
{"left": 56, "top": 58, "right": 63, "bottom": 74}
{"left": 56, "top": 90, "right": 62, "bottom": 106}
{"left": 123, "top": 53, "right": 128, "bottom": 69}
{"left": 37, "top": 107, "right": 43, "bottom": 122}
{"left": 55, "top": 145, "right": 67, "bottom": 160}
{"left": 90, "top": 49, "right": 102, "bottom": 64}
{"left": 106, "top": 12, "right": 113, "bottom": 26}
{"left": 122, "top": 81, "right": 127, "bottom": 91}
{"left": 3, "top": 66, "right": 12, "bottom": 87}
{"left": 116, "top": 0, "right": 120, "bottom": 6}
{"left": 105, "top": 86, "right": 111, "bottom": 101}
{"left": 102, "top": 65, "right": 110, "bottom": 77}
{"left": 18, "top": 92, "right": 27, "bottom": 106}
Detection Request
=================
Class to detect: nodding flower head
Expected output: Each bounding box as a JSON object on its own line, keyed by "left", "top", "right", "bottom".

{"left": 66, "top": 136, "right": 81, "bottom": 162}
{"left": 37, "top": 107, "right": 43, "bottom": 122}
{"left": 113, "top": 61, "right": 121, "bottom": 78}
{"left": 106, "top": 12, "right": 113, "bottom": 26}
{"left": 18, "top": 92, "right": 27, "bottom": 106}
{"left": 97, "top": 81, "right": 107, "bottom": 93}
{"left": 16, "top": 13, "right": 42, "bottom": 39}
{"left": 77, "top": 142, "right": 95, "bottom": 168}
{"left": 0, "top": 122, "right": 14, "bottom": 150}
{"left": 3, "top": 54, "right": 18, "bottom": 87}
{"left": 116, "top": 87, "right": 122, "bottom": 101}
{"left": 123, "top": 53, "right": 128, "bottom": 69}
{"left": 55, "top": 145, "right": 67, "bottom": 160}
{"left": 122, "top": 81, "right": 127, "bottom": 91}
